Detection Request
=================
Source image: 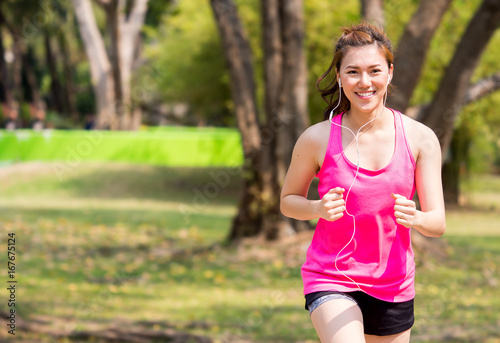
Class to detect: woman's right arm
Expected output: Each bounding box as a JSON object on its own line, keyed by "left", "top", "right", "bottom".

{"left": 280, "top": 124, "right": 345, "bottom": 221}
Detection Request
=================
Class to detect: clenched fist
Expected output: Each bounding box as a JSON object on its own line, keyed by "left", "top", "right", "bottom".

{"left": 392, "top": 193, "right": 418, "bottom": 228}
{"left": 317, "top": 187, "right": 346, "bottom": 222}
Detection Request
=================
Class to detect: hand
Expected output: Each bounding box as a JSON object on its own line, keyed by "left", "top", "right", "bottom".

{"left": 392, "top": 193, "right": 418, "bottom": 228}
{"left": 318, "top": 187, "right": 345, "bottom": 221}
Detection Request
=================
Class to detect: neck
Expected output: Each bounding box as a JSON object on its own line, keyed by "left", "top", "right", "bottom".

{"left": 344, "top": 104, "right": 389, "bottom": 133}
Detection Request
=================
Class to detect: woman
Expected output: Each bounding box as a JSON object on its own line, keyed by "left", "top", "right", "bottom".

{"left": 280, "top": 22, "right": 446, "bottom": 343}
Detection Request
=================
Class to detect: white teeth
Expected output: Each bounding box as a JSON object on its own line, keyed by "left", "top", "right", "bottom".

{"left": 357, "top": 91, "right": 375, "bottom": 97}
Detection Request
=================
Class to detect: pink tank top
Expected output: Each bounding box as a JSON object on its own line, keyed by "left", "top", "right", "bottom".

{"left": 301, "top": 109, "right": 417, "bottom": 302}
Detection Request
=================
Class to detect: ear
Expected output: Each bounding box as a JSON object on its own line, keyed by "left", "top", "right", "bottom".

{"left": 388, "top": 63, "right": 394, "bottom": 83}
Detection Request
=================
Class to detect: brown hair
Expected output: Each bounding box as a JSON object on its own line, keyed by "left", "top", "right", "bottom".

{"left": 317, "top": 22, "right": 394, "bottom": 120}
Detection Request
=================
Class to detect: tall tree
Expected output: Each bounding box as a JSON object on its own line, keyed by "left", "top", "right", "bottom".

{"left": 211, "top": 0, "right": 309, "bottom": 240}
{"left": 72, "top": 0, "right": 149, "bottom": 130}
{"left": 21, "top": 47, "right": 42, "bottom": 108}
{"left": 44, "top": 32, "right": 65, "bottom": 115}
{"left": 416, "top": 0, "right": 500, "bottom": 156}
{"left": 0, "top": 0, "right": 37, "bottom": 114}
{"left": 0, "top": 0, "right": 82, "bottom": 123}
{"left": 387, "top": 0, "right": 453, "bottom": 112}
{"left": 56, "top": 11, "right": 80, "bottom": 122}
{"left": 42, "top": 2, "right": 80, "bottom": 121}
{"left": 0, "top": 6, "right": 10, "bottom": 105}
{"left": 262, "top": 0, "right": 309, "bottom": 185}
{"left": 72, "top": 0, "right": 115, "bottom": 129}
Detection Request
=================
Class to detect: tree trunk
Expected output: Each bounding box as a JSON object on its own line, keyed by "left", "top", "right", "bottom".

{"left": 263, "top": 0, "right": 311, "bottom": 237}
{"left": 418, "top": 0, "right": 500, "bottom": 157}
{"left": 120, "top": 0, "right": 149, "bottom": 130}
{"left": 211, "top": 0, "right": 310, "bottom": 241}
{"left": 441, "top": 123, "right": 471, "bottom": 204}
{"left": 0, "top": 12, "right": 7, "bottom": 103}
{"left": 21, "top": 48, "right": 41, "bottom": 106}
{"left": 72, "top": 0, "right": 116, "bottom": 129}
{"left": 44, "top": 33, "right": 65, "bottom": 114}
{"left": 0, "top": 1, "right": 9, "bottom": 105}
{"left": 210, "top": 0, "right": 266, "bottom": 241}
{"left": 260, "top": 0, "right": 285, "bottom": 240}
{"left": 211, "top": 0, "right": 307, "bottom": 241}
{"left": 10, "top": 33, "right": 23, "bottom": 110}
{"left": 275, "top": 0, "right": 309, "bottom": 182}
{"left": 104, "top": 0, "right": 125, "bottom": 126}
{"left": 361, "top": 0, "right": 384, "bottom": 28}
{"left": 58, "top": 31, "right": 79, "bottom": 122}
{"left": 388, "top": 0, "right": 452, "bottom": 112}
{"left": 210, "top": 0, "right": 261, "bottom": 154}
{"left": 0, "top": 1, "right": 40, "bottom": 123}
{"left": 96, "top": 0, "right": 148, "bottom": 130}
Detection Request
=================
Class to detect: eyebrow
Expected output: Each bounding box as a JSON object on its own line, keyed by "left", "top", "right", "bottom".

{"left": 344, "top": 64, "right": 382, "bottom": 69}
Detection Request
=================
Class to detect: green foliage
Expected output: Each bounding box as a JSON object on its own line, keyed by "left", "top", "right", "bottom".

{"left": 141, "top": 0, "right": 263, "bottom": 126}
{"left": 74, "top": 63, "right": 96, "bottom": 116}
{"left": 413, "top": 0, "right": 500, "bottom": 173}
{"left": 385, "top": 0, "right": 419, "bottom": 44}
{"left": 144, "top": 0, "right": 175, "bottom": 27}
{"left": 410, "top": 0, "right": 484, "bottom": 105}
{"left": 19, "top": 102, "right": 31, "bottom": 123}
{"left": 1, "top": 0, "right": 92, "bottom": 127}
{"left": 143, "top": 0, "right": 234, "bottom": 126}
{"left": 44, "top": 111, "right": 81, "bottom": 129}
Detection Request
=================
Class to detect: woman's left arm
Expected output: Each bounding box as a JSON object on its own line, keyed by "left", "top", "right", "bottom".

{"left": 393, "top": 121, "right": 446, "bottom": 237}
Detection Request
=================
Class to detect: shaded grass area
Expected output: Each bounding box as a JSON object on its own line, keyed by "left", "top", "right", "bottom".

{"left": 460, "top": 173, "right": 500, "bottom": 210}
{"left": 0, "top": 163, "right": 499, "bottom": 342}
{"left": 0, "top": 162, "right": 242, "bottom": 205}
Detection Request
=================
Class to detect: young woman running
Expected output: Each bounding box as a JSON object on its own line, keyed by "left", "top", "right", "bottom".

{"left": 280, "top": 22, "right": 446, "bottom": 343}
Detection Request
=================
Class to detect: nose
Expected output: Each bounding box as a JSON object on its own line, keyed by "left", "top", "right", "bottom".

{"left": 358, "top": 72, "right": 371, "bottom": 88}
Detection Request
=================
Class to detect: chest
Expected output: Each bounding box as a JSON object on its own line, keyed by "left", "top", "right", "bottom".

{"left": 341, "top": 128, "right": 396, "bottom": 171}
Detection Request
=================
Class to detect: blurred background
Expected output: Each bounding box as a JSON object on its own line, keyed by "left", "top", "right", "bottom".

{"left": 0, "top": 0, "right": 499, "bottom": 342}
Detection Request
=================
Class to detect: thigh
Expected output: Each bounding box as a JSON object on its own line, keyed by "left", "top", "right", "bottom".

{"left": 365, "top": 329, "right": 411, "bottom": 343}
{"left": 310, "top": 298, "right": 366, "bottom": 343}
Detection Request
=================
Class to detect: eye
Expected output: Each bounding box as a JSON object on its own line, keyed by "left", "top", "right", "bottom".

{"left": 347, "top": 70, "right": 357, "bottom": 74}
{"left": 371, "top": 69, "right": 382, "bottom": 73}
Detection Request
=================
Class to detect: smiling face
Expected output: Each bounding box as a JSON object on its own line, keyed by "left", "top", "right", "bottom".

{"left": 337, "top": 44, "right": 393, "bottom": 115}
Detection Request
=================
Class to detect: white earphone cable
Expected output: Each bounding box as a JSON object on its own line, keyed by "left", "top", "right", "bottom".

{"left": 328, "top": 79, "right": 389, "bottom": 290}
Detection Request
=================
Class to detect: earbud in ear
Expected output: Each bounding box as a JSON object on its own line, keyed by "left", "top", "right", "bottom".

{"left": 387, "top": 77, "right": 391, "bottom": 85}
{"left": 339, "top": 79, "right": 342, "bottom": 87}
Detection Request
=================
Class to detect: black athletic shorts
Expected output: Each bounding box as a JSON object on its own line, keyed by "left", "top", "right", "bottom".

{"left": 305, "top": 291, "right": 414, "bottom": 336}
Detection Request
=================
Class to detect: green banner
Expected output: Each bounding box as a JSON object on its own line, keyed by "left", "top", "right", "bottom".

{"left": 0, "top": 128, "right": 243, "bottom": 167}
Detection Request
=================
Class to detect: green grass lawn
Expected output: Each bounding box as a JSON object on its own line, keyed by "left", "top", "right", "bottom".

{"left": 0, "top": 163, "right": 499, "bottom": 342}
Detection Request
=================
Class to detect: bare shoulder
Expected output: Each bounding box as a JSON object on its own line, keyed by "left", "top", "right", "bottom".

{"left": 401, "top": 113, "right": 441, "bottom": 161}
{"left": 298, "top": 120, "right": 330, "bottom": 145}
{"left": 401, "top": 114, "right": 437, "bottom": 139}
{"left": 294, "top": 120, "right": 330, "bottom": 166}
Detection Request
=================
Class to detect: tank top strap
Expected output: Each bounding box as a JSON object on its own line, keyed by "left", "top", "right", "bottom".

{"left": 392, "top": 109, "right": 416, "bottom": 169}
{"left": 329, "top": 113, "right": 344, "bottom": 155}
{"left": 316, "top": 114, "right": 345, "bottom": 178}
